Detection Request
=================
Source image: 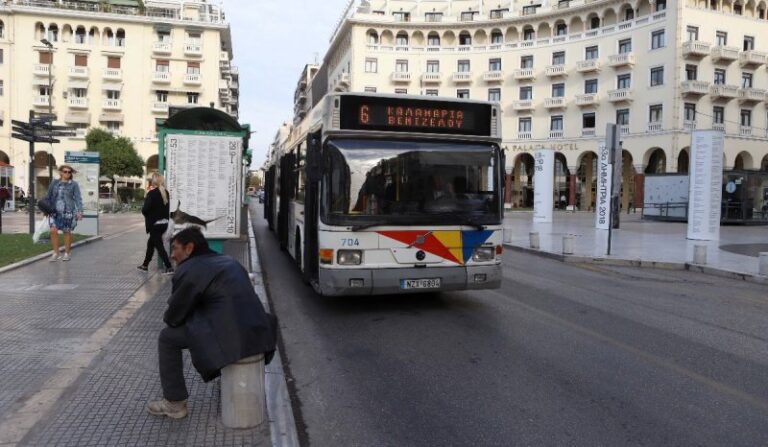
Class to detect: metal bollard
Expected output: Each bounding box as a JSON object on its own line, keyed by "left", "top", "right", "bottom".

{"left": 693, "top": 245, "right": 707, "bottom": 265}
{"left": 562, "top": 235, "right": 574, "bottom": 255}
{"left": 503, "top": 226, "right": 512, "bottom": 244}
{"left": 529, "top": 232, "right": 540, "bottom": 249}
{"left": 221, "top": 354, "right": 266, "bottom": 428}
{"left": 759, "top": 252, "right": 768, "bottom": 276}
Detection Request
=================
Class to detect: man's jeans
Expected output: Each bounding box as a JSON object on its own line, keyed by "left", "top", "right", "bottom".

{"left": 158, "top": 326, "right": 190, "bottom": 402}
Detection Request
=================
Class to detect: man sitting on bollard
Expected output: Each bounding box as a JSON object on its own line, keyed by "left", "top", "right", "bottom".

{"left": 147, "top": 227, "right": 277, "bottom": 419}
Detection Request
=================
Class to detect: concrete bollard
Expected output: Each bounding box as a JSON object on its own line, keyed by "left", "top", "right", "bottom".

{"left": 693, "top": 245, "right": 707, "bottom": 265}
{"left": 759, "top": 252, "right": 768, "bottom": 276}
{"left": 503, "top": 226, "right": 512, "bottom": 244}
{"left": 221, "top": 354, "right": 266, "bottom": 429}
{"left": 529, "top": 232, "right": 540, "bottom": 250}
{"left": 562, "top": 235, "right": 574, "bottom": 255}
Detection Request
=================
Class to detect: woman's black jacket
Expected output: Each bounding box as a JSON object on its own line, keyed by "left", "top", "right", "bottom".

{"left": 141, "top": 188, "right": 170, "bottom": 233}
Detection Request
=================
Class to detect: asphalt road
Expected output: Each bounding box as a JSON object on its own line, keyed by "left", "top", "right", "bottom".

{"left": 251, "top": 207, "right": 768, "bottom": 447}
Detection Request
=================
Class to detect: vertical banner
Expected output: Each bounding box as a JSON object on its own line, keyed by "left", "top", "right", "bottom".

{"left": 533, "top": 148, "right": 555, "bottom": 223}
{"left": 595, "top": 142, "right": 612, "bottom": 230}
{"left": 687, "top": 130, "right": 724, "bottom": 240}
{"left": 166, "top": 133, "right": 242, "bottom": 239}
{"left": 64, "top": 151, "right": 100, "bottom": 236}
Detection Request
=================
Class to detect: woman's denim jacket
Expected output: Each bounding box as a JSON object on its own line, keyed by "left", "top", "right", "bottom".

{"left": 46, "top": 179, "right": 83, "bottom": 213}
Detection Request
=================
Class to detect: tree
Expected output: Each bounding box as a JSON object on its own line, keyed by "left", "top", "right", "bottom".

{"left": 85, "top": 129, "right": 144, "bottom": 179}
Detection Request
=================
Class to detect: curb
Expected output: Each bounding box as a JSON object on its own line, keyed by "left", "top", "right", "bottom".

{"left": 503, "top": 243, "right": 768, "bottom": 285}
{"left": 0, "top": 235, "right": 104, "bottom": 275}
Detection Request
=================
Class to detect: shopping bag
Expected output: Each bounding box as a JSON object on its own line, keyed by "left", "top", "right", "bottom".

{"left": 32, "top": 216, "right": 50, "bottom": 244}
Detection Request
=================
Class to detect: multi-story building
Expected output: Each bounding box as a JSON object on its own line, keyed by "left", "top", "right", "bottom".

{"left": 0, "top": 0, "right": 239, "bottom": 194}
{"left": 302, "top": 0, "right": 768, "bottom": 211}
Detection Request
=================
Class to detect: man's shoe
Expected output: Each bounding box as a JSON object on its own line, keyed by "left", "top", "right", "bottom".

{"left": 62, "top": 253, "right": 71, "bottom": 261}
{"left": 162, "top": 268, "right": 175, "bottom": 275}
{"left": 146, "top": 398, "right": 187, "bottom": 419}
{"left": 49, "top": 253, "right": 60, "bottom": 262}
{"left": 137, "top": 264, "right": 148, "bottom": 272}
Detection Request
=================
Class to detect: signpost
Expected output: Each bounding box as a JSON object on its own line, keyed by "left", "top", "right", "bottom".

{"left": 595, "top": 124, "right": 622, "bottom": 254}
{"left": 533, "top": 148, "right": 554, "bottom": 223}
{"left": 687, "top": 130, "right": 724, "bottom": 240}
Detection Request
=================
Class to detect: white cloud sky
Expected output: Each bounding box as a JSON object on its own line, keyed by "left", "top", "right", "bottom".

{"left": 224, "top": 0, "right": 352, "bottom": 168}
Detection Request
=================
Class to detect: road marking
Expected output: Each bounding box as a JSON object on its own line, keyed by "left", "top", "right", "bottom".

{"left": 0, "top": 275, "right": 166, "bottom": 446}
{"left": 486, "top": 288, "right": 768, "bottom": 414}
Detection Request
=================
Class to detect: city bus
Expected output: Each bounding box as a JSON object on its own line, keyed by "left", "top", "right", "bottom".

{"left": 263, "top": 93, "right": 504, "bottom": 296}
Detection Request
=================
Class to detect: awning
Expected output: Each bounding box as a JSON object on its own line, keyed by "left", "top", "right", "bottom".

{"left": 64, "top": 113, "right": 91, "bottom": 124}
{"left": 101, "top": 82, "right": 123, "bottom": 90}
{"left": 67, "top": 80, "right": 90, "bottom": 89}
{"left": 98, "top": 113, "right": 124, "bottom": 122}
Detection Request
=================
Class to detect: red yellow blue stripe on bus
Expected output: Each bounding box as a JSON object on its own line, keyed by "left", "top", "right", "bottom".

{"left": 377, "top": 230, "right": 495, "bottom": 265}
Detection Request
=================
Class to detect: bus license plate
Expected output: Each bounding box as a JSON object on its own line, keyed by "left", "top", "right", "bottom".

{"left": 401, "top": 278, "right": 441, "bottom": 290}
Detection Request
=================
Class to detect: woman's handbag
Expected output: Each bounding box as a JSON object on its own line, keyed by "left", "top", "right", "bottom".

{"left": 37, "top": 198, "right": 54, "bottom": 215}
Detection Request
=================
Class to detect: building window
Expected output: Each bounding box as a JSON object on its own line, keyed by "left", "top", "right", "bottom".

{"left": 523, "top": 28, "right": 535, "bottom": 41}
{"left": 491, "top": 31, "right": 503, "bottom": 44}
{"left": 107, "top": 56, "right": 121, "bottom": 69}
{"left": 396, "top": 33, "right": 408, "bottom": 46}
{"left": 427, "top": 34, "right": 440, "bottom": 46}
{"left": 490, "top": 8, "right": 508, "bottom": 19}
{"left": 488, "top": 88, "right": 501, "bottom": 102}
{"left": 425, "top": 89, "right": 438, "bottom": 96}
{"left": 0, "top": 80, "right": 3, "bottom": 96}
{"left": 459, "top": 33, "right": 472, "bottom": 46}
{"left": 585, "top": 79, "right": 598, "bottom": 94}
{"left": 519, "top": 86, "right": 532, "bottom": 100}
{"left": 156, "top": 60, "right": 169, "bottom": 72}
{"left": 522, "top": 5, "right": 539, "bottom": 15}
{"left": 372, "top": 10, "right": 384, "bottom": 15}
{"left": 617, "top": 73, "right": 631, "bottom": 89}
{"left": 0, "top": 49, "right": 3, "bottom": 64}
{"left": 740, "top": 109, "right": 751, "bottom": 127}
{"left": 656, "top": 0, "right": 666, "bottom": 11}
{"left": 686, "top": 26, "right": 699, "bottom": 42}
{"left": 395, "top": 60, "right": 408, "bottom": 72}
{"left": 156, "top": 90, "right": 168, "bottom": 102}
{"left": 71, "top": 88, "right": 87, "bottom": 98}
{"left": 556, "top": 23, "right": 567, "bottom": 36}
{"left": 552, "top": 51, "right": 565, "bottom": 65}
{"left": 714, "top": 69, "right": 726, "bottom": 85}
{"left": 38, "top": 86, "right": 51, "bottom": 97}
{"left": 457, "top": 60, "right": 470, "bottom": 72}
{"left": 552, "top": 83, "right": 565, "bottom": 97}
{"left": 521, "top": 55, "right": 534, "bottom": 68}
{"left": 734, "top": 2, "right": 743, "bottom": 14}
{"left": 618, "top": 38, "right": 632, "bottom": 54}
{"left": 395, "top": 88, "right": 407, "bottom": 94}
{"left": 393, "top": 11, "right": 410, "bottom": 22}
{"left": 426, "top": 60, "right": 439, "bottom": 73}
{"left": 460, "top": 11, "right": 478, "bottom": 21}
{"left": 367, "top": 32, "right": 379, "bottom": 44}
{"left": 650, "top": 66, "right": 664, "bottom": 86}
{"left": 713, "top": 106, "right": 724, "bottom": 124}
{"left": 624, "top": 8, "right": 635, "bottom": 20}
{"left": 685, "top": 64, "right": 698, "bottom": 81}
{"left": 649, "top": 104, "right": 663, "bottom": 122}
{"left": 582, "top": 112, "right": 596, "bottom": 129}
{"left": 616, "top": 109, "right": 630, "bottom": 125}
{"left": 550, "top": 115, "right": 563, "bottom": 131}
{"left": 684, "top": 103, "right": 696, "bottom": 121}
{"left": 364, "top": 87, "right": 377, "bottom": 93}
{"left": 39, "top": 51, "right": 53, "bottom": 64}
{"left": 106, "top": 89, "right": 120, "bottom": 100}
{"left": 715, "top": 31, "right": 727, "bottom": 46}
{"left": 186, "top": 62, "right": 200, "bottom": 74}
{"left": 157, "top": 31, "right": 170, "bottom": 43}
{"left": 365, "top": 58, "right": 377, "bottom": 73}
{"left": 187, "top": 92, "right": 199, "bottom": 104}
{"left": 105, "top": 121, "right": 120, "bottom": 132}
{"left": 651, "top": 30, "right": 665, "bottom": 49}
{"left": 585, "top": 46, "right": 599, "bottom": 60}
{"left": 489, "top": 58, "right": 501, "bottom": 71}
{"left": 743, "top": 36, "right": 755, "bottom": 51}
{"left": 457, "top": 89, "right": 470, "bottom": 99}
{"left": 742, "top": 72, "right": 753, "bottom": 88}
{"left": 425, "top": 12, "right": 443, "bottom": 22}
{"left": 518, "top": 117, "right": 532, "bottom": 132}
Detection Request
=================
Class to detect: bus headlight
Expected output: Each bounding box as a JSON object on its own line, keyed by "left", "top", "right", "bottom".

{"left": 471, "top": 247, "right": 495, "bottom": 262}
{"left": 337, "top": 250, "right": 362, "bottom": 265}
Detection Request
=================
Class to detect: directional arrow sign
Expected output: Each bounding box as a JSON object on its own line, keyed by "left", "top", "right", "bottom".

{"left": 31, "top": 118, "right": 56, "bottom": 125}
{"left": 11, "top": 120, "right": 32, "bottom": 129}
{"left": 12, "top": 126, "right": 35, "bottom": 136}
{"left": 48, "top": 131, "right": 77, "bottom": 137}
{"left": 11, "top": 133, "right": 36, "bottom": 143}
{"left": 32, "top": 112, "right": 57, "bottom": 120}
{"left": 11, "top": 133, "right": 60, "bottom": 144}
{"left": 48, "top": 125, "right": 77, "bottom": 131}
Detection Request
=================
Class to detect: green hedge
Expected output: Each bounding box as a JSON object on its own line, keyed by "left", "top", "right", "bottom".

{"left": 116, "top": 187, "right": 145, "bottom": 203}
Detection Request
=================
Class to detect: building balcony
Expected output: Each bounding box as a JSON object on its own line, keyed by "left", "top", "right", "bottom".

{"left": 740, "top": 126, "right": 752, "bottom": 137}
{"left": 421, "top": 72, "right": 442, "bottom": 83}
{"left": 549, "top": 130, "right": 564, "bottom": 139}
{"left": 576, "top": 59, "right": 600, "bottom": 73}
{"left": 582, "top": 128, "right": 596, "bottom": 137}
{"left": 683, "top": 120, "right": 697, "bottom": 131}
{"left": 682, "top": 41, "right": 711, "bottom": 58}
{"left": 68, "top": 97, "right": 88, "bottom": 109}
{"left": 608, "top": 52, "right": 635, "bottom": 68}
{"left": 710, "top": 46, "right": 739, "bottom": 63}
{"left": 102, "top": 68, "right": 122, "bottom": 81}
{"left": 152, "top": 102, "right": 169, "bottom": 113}
{"left": 512, "top": 100, "right": 534, "bottom": 111}
{"left": 184, "top": 41, "right": 202, "bottom": 56}
{"left": 647, "top": 122, "right": 663, "bottom": 133}
{"left": 69, "top": 66, "right": 89, "bottom": 78}
{"left": 545, "top": 64, "right": 567, "bottom": 77}
{"left": 33, "top": 64, "right": 53, "bottom": 77}
{"left": 390, "top": 71, "right": 412, "bottom": 82}
{"left": 338, "top": 73, "right": 350, "bottom": 88}
{"left": 739, "top": 50, "right": 767, "bottom": 67}
{"left": 483, "top": 71, "right": 504, "bottom": 82}
{"left": 184, "top": 73, "right": 202, "bottom": 85}
{"left": 153, "top": 71, "right": 171, "bottom": 83}
{"left": 513, "top": 68, "right": 535, "bottom": 80}
{"left": 681, "top": 80, "right": 710, "bottom": 96}
{"left": 607, "top": 88, "right": 633, "bottom": 102}
{"left": 152, "top": 41, "right": 172, "bottom": 54}
{"left": 544, "top": 97, "right": 566, "bottom": 109}
{"left": 102, "top": 99, "right": 122, "bottom": 110}
{"left": 619, "top": 124, "right": 630, "bottom": 135}
{"left": 575, "top": 93, "right": 599, "bottom": 106}
{"left": 452, "top": 72, "right": 472, "bottom": 83}
{"left": 713, "top": 122, "right": 725, "bottom": 132}
{"left": 33, "top": 96, "right": 50, "bottom": 107}
{"left": 738, "top": 87, "right": 766, "bottom": 103}
{"left": 517, "top": 131, "right": 532, "bottom": 140}
{"left": 709, "top": 84, "right": 739, "bottom": 99}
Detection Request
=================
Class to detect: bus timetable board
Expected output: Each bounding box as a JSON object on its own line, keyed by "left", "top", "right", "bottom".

{"left": 339, "top": 95, "right": 493, "bottom": 137}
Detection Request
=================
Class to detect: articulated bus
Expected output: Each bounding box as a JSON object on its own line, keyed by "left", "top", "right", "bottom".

{"left": 264, "top": 93, "right": 504, "bottom": 296}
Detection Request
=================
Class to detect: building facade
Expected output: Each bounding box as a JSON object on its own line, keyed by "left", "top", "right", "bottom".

{"left": 309, "top": 0, "right": 768, "bottom": 211}
{"left": 0, "top": 0, "right": 239, "bottom": 194}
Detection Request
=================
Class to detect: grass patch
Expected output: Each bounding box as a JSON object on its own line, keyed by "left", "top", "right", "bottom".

{"left": 0, "top": 233, "right": 90, "bottom": 268}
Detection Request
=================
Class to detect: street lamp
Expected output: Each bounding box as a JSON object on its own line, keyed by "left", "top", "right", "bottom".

{"left": 40, "top": 38, "right": 54, "bottom": 181}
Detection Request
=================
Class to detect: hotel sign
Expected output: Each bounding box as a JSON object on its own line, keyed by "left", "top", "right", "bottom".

{"left": 508, "top": 143, "right": 580, "bottom": 152}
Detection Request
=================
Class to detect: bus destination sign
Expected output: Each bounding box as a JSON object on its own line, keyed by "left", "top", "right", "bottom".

{"left": 339, "top": 95, "right": 493, "bottom": 136}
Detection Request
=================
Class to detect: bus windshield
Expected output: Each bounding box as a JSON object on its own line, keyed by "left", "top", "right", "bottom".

{"left": 323, "top": 139, "right": 501, "bottom": 227}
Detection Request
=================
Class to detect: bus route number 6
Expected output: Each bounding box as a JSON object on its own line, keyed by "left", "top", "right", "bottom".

{"left": 341, "top": 238, "right": 360, "bottom": 247}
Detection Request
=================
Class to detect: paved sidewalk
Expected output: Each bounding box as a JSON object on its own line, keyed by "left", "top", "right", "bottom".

{"left": 0, "top": 224, "right": 271, "bottom": 446}
{"left": 503, "top": 211, "right": 768, "bottom": 279}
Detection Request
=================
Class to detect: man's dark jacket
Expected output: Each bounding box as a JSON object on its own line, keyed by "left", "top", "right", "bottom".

{"left": 141, "top": 188, "right": 170, "bottom": 233}
{"left": 164, "top": 252, "right": 277, "bottom": 382}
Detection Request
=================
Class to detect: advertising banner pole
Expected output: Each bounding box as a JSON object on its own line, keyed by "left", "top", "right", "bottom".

{"left": 533, "top": 148, "right": 555, "bottom": 223}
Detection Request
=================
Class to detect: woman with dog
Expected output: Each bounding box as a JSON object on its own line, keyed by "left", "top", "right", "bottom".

{"left": 138, "top": 172, "right": 174, "bottom": 274}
